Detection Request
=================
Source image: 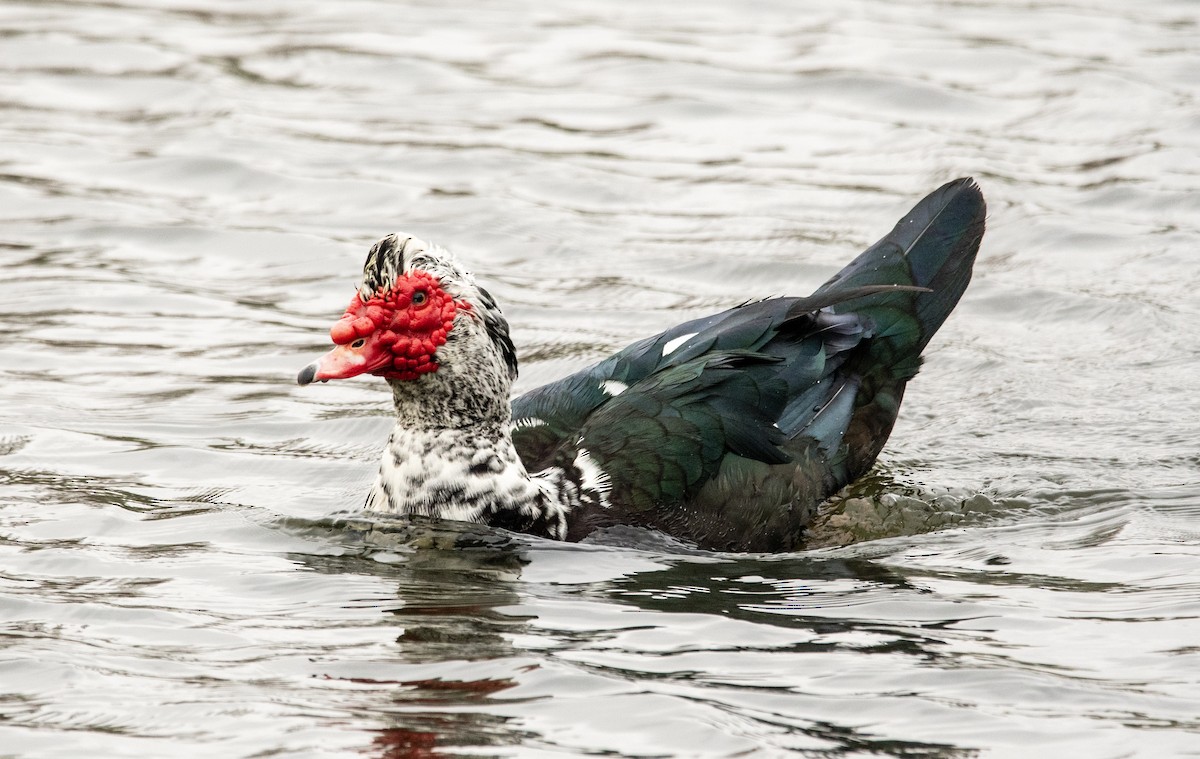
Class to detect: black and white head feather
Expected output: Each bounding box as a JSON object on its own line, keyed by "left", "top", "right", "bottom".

{"left": 359, "top": 234, "right": 518, "bottom": 380}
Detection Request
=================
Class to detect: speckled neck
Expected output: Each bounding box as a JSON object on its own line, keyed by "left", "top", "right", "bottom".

{"left": 387, "top": 363, "right": 511, "bottom": 432}
{"left": 362, "top": 305, "right": 575, "bottom": 538}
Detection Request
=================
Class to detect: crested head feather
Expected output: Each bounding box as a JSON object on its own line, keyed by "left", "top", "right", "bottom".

{"left": 358, "top": 234, "right": 460, "bottom": 300}
{"left": 359, "top": 233, "right": 518, "bottom": 381}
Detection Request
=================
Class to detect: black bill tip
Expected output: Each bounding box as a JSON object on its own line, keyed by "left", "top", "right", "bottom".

{"left": 297, "top": 362, "right": 318, "bottom": 386}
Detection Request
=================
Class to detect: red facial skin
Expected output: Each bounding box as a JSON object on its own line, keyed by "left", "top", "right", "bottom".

{"left": 303, "top": 271, "right": 464, "bottom": 384}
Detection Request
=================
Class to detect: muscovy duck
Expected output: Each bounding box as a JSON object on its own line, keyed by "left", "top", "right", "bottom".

{"left": 297, "top": 178, "right": 985, "bottom": 552}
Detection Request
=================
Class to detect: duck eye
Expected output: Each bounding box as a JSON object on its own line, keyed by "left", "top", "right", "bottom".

{"left": 351, "top": 338, "right": 366, "bottom": 348}
{"left": 412, "top": 291, "right": 427, "bottom": 306}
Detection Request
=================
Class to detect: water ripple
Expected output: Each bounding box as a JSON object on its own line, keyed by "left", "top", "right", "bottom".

{"left": 2, "top": 0, "right": 1199, "bottom": 756}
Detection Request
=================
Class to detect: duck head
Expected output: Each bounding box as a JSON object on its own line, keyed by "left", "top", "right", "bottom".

{"left": 297, "top": 235, "right": 518, "bottom": 422}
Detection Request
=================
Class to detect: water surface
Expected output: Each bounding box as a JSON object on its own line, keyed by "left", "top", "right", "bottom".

{"left": 1, "top": 0, "right": 1199, "bottom": 756}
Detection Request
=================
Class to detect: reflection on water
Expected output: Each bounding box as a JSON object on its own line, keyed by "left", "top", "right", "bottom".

{"left": 2, "top": 0, "right": 1199, "bottom": 756}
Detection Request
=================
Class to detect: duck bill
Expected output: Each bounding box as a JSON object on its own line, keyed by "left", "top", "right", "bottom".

{"left": 296, "top": 343, "right": 392, "bottom": 386}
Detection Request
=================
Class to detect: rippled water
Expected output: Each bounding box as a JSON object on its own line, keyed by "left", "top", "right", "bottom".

{"left": 2, "top": 1, "right": 1199, "bottom": 756}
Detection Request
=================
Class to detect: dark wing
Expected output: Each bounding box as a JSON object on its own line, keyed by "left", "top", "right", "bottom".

{"left": 556, "top": 308, "right": 879, "bottom": 550}
{"left": 573, "top": 350, "right": 791, "bottom": 508}
{"left": 513, "top": 177, "right": 985, "bottom": 551}
{"left": 510, "top": 285, "right": 907, "bottom": 470}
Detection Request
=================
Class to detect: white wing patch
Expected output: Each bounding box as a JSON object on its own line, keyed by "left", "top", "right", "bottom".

{"left": 600, "top": 380, "right": 628, "bottom": 396}
{"left": 574, "top": 447, "right": 612, "bottom": 508}
{"left": 661, "top": 332, "right": 698, "bottom": 357}
{"left": 512, "top": 416, "right": 549, "bottom": 430}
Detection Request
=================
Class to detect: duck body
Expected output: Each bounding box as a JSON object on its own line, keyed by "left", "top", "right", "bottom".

{"left": 298, "top": 178, "right": 986, "bottom": 552}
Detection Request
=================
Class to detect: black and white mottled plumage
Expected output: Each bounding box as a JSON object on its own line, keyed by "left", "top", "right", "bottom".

{"left": 349, "top": 235, "right": 559, "bottom": 534}
{"left": 306, "top": 179, "right": 986, "bottom": 552}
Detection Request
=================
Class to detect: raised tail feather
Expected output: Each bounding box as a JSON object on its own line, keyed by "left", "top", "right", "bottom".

{"left": 798, "top": 177, "right": 985, "bottom": 492}
{"left": 815, "top": 177, "right": 986, "bottom": 376}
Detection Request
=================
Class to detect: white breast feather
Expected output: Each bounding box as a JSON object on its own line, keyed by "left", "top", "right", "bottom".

{"left": 574, "top": 447, "right": 612, "bottom": 508}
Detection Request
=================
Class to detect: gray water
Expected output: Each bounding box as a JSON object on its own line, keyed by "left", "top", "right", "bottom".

{"left": 2, "top": 1, "right": 1199, "bottom": 756}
